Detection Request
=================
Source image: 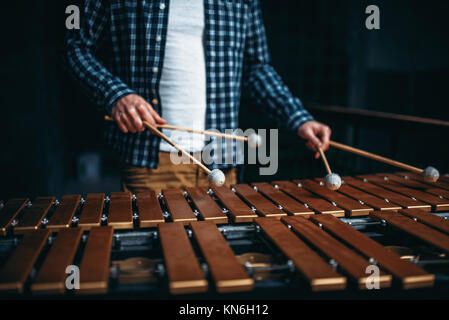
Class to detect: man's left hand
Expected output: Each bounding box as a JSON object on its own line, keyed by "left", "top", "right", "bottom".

{"left": 297, "top": 121, "right": 332, "bottom": 159}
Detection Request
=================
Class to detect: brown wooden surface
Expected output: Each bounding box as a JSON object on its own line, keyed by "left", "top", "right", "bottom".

{"left": 440, "top": 175, "right": 449, "bottom": 183}
{"left": 256, "top": 218, "right": 346, "bottom": 291}
{"left": 399, "top": 209, "right": 449, "bottom": 235}
{"left": 272, "top": 181, "right": 344, "bottom": 216}
{"left": 232, "top": 184, "right": 286, "bottom": 218}
{"left": 344, "top": 177, "right": 431, "bottom": 210}
{"left": 186, "top": 188, "right": 228, "bottom": 224}
{"left": 360, "top": 175, "right": 449, "bottom": 211}
{"left": 332, "top": 180, "right": 401, "bottom": 211}
{"left": 47, "top": 195, "right": 81, "bottom": 230}
{"left": 282, "top": 216, "right": 391, "bottom": 289}
{"left": 77, "top": 194, "right": 104, "bottom": 229}
{"left": 297, "top": 180, "right": 373, "bottom": 217}
{"left": 211, "top": 186, "right": 257, "bottom": 223}
{"left": 31, "top": 228, "right": 83, "bottom": 294}
{"left": 159, "top": 223, "right": 208, "bottom": 294}
{"left": 136, "top": 190, "right": 165, "bottom": 228}
{"left": 163, "top": 189, "right": 197, "bottom": 224}
{"left": 252, "top": 183, "right": 314, "bottom": 216}
{"left": 190, "top": 221, "right": 253, "bottom": 293}
{"left": 0, "top": 198, "right": 29, "bottom": 235}
{"left": 14, "top": 197, "right": 55, "bottom": 234}
{"left": 395, "top": 172, "right": 449, "bottom": 191}
{"left": 426, "top": 188, "right": 449, "bottom": 200}
{"left": 107, "top": 192, "right": 133, "bottom": 229}
{"left": 370, "top": 211, "right": 449, "bottom": 253}
{"left": 309, "top": 214, "right": 434, "bottom": 289}
{"left": 0, "top": 229, "right": 51, "bottom": 293}
{"left": 78, "top": 226, "right": 114, "bottom": 295}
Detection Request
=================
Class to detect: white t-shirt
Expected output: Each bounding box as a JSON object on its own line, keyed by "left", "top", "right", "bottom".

{"left": 159, "top": 0, "right": 207, "bottom": 153}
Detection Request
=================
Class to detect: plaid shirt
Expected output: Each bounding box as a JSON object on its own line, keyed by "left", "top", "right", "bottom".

{"left": 65, "top": 0, "right": 314, "bottom": 169}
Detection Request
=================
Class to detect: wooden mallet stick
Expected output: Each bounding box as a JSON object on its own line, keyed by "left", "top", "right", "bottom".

{"left": 104, "top": 116, "right": 262, "bottom": 148}
{"left": 318, "top": 147, "right": 342, "bottom": 191}
{"left": 329, "top": 140, "right": 440, "bottom": 182}
{"left": 105, "top": 116, "right": 225, "bottom": 186}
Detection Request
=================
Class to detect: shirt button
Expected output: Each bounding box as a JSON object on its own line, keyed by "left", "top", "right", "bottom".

{"left": 152, "top": 99, "right": 159, "bottom": 105}
{"left": 159, "top": 3, "right": 166, "bottom": 10}
{"left": 156, "top": 35, "right": 162, "bottom": 42}
{"left": 152, "top": 67, "right": 159, "bottom": 73}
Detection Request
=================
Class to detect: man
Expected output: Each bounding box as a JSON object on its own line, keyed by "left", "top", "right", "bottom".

{"left": 66, "top": 0, "right": 331, "bottom": 193}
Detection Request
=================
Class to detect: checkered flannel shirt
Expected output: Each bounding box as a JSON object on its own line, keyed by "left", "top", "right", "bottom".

{"left": 65, "top": 0, "right": 314, "bottom": 169}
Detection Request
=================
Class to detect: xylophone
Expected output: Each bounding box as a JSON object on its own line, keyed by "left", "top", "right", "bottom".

{"left": 1, "top": 173, "right": 449, "bottom": 298}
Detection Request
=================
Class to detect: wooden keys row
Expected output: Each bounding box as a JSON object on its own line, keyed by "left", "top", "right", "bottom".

{"left": 1, "top": 174, "right": 448, "bottom": 234}
{"left": 2, "top": 212, "right": 445, "bottom": 296}
{"left": 0, "top": 226, "right": 114, "bottom": 295}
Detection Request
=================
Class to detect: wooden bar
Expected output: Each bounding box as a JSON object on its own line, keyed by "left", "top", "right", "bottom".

{"left": 345, "top": 177, "right": 431, "bottom": 210}
{"left": 282, "top": 216, "right": 392, "bottom": 289}
{"left": 14, "top": 197, "right": 55, "bottom": 234}
{"left": 399, "top": 209, "right": 449, "bottom": 235}
{"left": 78, "top": 226, "right": 114, "bottom": 295}
{"left": 273, "top": 181, "right": 344, "bottom": 216}
{"left": 256, "top": 218, "right": 346, "bottom": 291}
{"left": 0, "top": 229, "right": 51, "bottom": 293}
{"left": 252, "top": 183, "right": 314, "bottom": 216}
{"left": 426, "top": 188, "right": 449, "bottom": 200}
{"left": 370, "top": 211, "right": 449, "bottom": 253}
{"left": 107, "top": 192, "right": 133, "bottom": 229}
{"left": 0, "top": 198, "right": 29, "bottom": 236}
{"left": 31, "top": 228, "right": 83, "bottom": 294}
{"left": 380, "top": 173, "right": 434, "bottom": 189}
{"left": 440, "top": 175, "right": 449, "bottom": 183}
{"left": 232, "top": 184, "right": 286, "bottom": 218}
{"left": 77, "top": 194, "right": 104, "bottom": 230}
{"left": 159, "top": 223, "right": 208, "bottom": 294}
{"left": 297, "top": 180, "right": 373, "bottom": 217}
{"left": 310, "top": 214, "right": 434, "bottom": 289}
{"left": 190, "top": 221, "right": 253, "bottom": 293}
{"left": 136, "top": 190, "right": 165, "bottom": 228}
{"left": 395, "top": 172, "right": 449, "bottom": 191}
{"left": 46, "top": 195, "right": 81, "bottom": 230}
{"left": 186, "top": 188, "right": 228, "bottom": 224}
{"left": 211, "top": 186, "right": 257, "bottom": 223}
{"left": 332, "top": 180, "right": 401, "bottom": 211}
{"left": 163, "top": 189, "right": 197, "bottom": 224}
{"left": 359, "top": 175, "right": 449, "bottom": 212}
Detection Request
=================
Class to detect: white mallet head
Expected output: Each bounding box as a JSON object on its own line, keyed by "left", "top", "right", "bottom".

{"left": 208, "top": 169, "right": 226, "bottom": 187}
{"left": 325, "top": 173, "right": 342, "bottom": 191}
{"left": 248, "top": 133, "right": 263, "bottom": 149}
{"left": 422, "top": 166, "right": 439, "bottom": 183}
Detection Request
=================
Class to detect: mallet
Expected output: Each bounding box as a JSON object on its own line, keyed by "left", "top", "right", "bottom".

{"left": 329, "top": 141, "right": 440, "bottom": 182}
{"left": 106, "top": 116, "right": 225, "bottom": 187}
{"left": 104, "top": 116, "right": 262, "bottom": 148}
{"left": 318, "top": 147, "right": 342, "bottom": 191}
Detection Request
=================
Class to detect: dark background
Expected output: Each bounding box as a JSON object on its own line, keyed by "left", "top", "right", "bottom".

{"left": 0, "top": 0, "right": 448, "bottom": 199}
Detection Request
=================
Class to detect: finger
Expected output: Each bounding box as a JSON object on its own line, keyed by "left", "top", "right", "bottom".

{"left": 112, "top": 109, "right": 128, "bottom": 133}
{"left": 306, "top": 132, "right": 323, "bottom": 151}
{"left": 138, "top": 104, "right": 157, "bottom": 127}
{"left": 152, "top": 110, "right": 166, "bottom": 124}
{"left": 149, "top": 108, "right": 166, "bottom": 125}
{"left": 315, "top": 152, "right": 320, "bottom": 160}
{"left": 126, "top": 106, "right": 144, "bottom": 132}
{"left": 135, "top": 104, "right": 153, "bottom": 128}
{"left": 121, "top": 113, "right": 137, "bottom": 133}
{"left": 321, "top": 127, "right": 331, "bottom": 151}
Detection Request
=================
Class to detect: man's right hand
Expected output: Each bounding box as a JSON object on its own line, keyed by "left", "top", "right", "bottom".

{"left": 111, "top": 94, "right": 166, "bottom": 133}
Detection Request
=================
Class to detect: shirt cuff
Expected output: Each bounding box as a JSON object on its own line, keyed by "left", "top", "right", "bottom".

{"left": 104, "top": 85, "right": 136, "bottom": 115}
{"left": 287, "top": 110, "right": 314, "bottom": 133}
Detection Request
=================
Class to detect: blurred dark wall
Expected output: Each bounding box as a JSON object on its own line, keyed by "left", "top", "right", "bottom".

{"left": 0, "top": 0, "right": 448, "bottom": 199}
